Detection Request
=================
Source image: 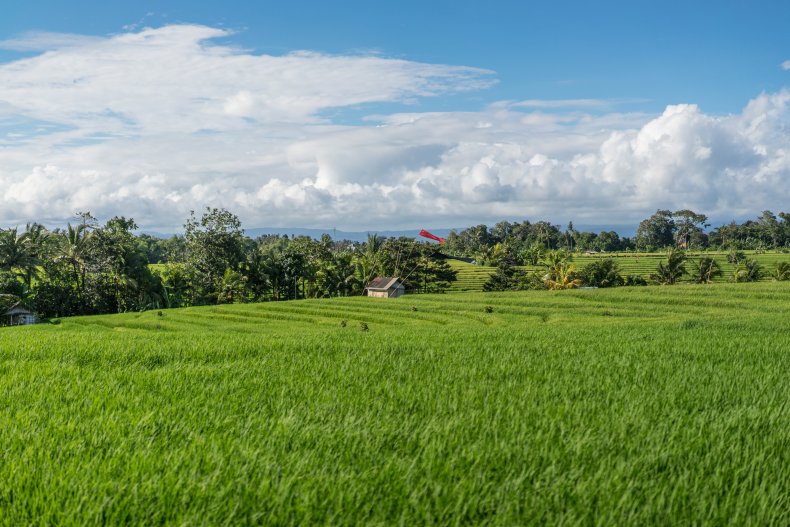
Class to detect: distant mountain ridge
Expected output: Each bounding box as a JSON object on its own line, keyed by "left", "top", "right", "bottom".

{"left": 244, "top": 228, "right": 456, "bottom": 243}
{"left": 141, "top": 224, "right": 635, "bottom": 241}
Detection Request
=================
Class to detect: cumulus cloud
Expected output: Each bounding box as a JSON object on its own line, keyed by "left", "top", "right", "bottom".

{"left": 1, "top": 24, "right": 789, "bottom": 231}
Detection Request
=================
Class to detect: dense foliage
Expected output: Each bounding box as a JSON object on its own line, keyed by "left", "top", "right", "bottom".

{"left": 0, "top": 208, "right": 456, "bottom": 319}
{"left": 5, "top": 207, "right": 790, "bottom": 319}
{"left": 445, "top": 209, "right": 790, "bottom": 260}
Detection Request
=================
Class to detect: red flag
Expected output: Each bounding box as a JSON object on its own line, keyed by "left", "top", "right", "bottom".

{"left": 419, "top": 229, "right": 445, "bottom": 244}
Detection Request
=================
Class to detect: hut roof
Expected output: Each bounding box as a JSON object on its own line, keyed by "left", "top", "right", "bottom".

{"left": 4, "top": 302, "right": 35, "bottom": 316}
{"left": 366, "top": 277, "right": 402, "bottom": 290}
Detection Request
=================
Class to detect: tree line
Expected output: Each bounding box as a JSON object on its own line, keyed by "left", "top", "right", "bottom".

{"left": 3, "top": 207, "right": 790, "bottom": 320}
{"left": 443, "top": 209, "right": 790, "bottom": 266}
{"left": 0, "top": 208, "right": 456, "bottom": 320}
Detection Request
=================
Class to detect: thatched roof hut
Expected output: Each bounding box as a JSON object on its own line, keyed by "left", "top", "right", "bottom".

{"left": 3, "top": 302, "right": 38, "bottom": 326}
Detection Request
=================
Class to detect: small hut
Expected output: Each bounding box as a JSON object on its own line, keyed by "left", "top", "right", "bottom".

{"left": 4, "top": 302, "right": 38, "bottom": 326}
{"left": 365, "top": 277, "right": 406, "bottom": 298}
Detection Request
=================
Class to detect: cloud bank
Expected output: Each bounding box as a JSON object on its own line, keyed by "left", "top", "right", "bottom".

{"left": 1, "top": 24, "right": 789, "bottom": 231}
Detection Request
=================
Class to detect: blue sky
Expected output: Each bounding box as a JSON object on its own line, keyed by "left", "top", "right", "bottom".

{"left": 4, "top": 0, "right": 788, "bottom": 114}
{"left": 1, "top": 1, "right": 790, "bottom": 230}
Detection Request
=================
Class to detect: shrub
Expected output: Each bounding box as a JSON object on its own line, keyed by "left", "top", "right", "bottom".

{"left": 624, "top": 275, "right": 648, "bottom": 286}
{"left": 579, "top": 259, "right": 624, "bottom": 288}
{"left": 483, "top": 262, "right": 522, "bottom": 292}
{"left": 483, "top": 263, "right": 545, "bottom": 292}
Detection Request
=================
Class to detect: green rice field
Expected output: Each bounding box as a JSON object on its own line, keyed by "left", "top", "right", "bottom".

{"left": 1, "top": 283, "right": 789, "bottom": 524}
{"left": 447, "top": 260, "right": 496, "bottom": 291}
{"left": 448, "top": 250, "right": 790, "bottom": 291}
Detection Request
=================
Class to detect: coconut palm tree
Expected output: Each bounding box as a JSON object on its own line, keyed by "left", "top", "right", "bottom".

{"left": 55, "top": 223, "right": 92, "bottom": 305}
{"left": 544, "top": 262, "right": 582, "bottom": 290}
{"left": 772, "top": 261, "right": 790, "bottom": 281}
{"left": 540, "top": 250, "right": 572, "bottom": 271}
{"left": 650, "top": 249, "right": 687, "bottom": 285}
{"left": 355, "top": 233, "right": 384, "bottom": 289}
{"left": 318, "top": 252, "right": 359, "bottom": 297}
{"left": 733, "top": 259, "right": 763, "bottom": 282}
{"left": 217, "top": 268, "right": 247, "bottom": 304}
{"left": 0, "top": 227, "right": 41, "bottom": 288}
{"left": 20, "top": 223, "right": 51, "bottom": 288}
{"left": 692, "top": 257, "right": 722, "bottom": 284}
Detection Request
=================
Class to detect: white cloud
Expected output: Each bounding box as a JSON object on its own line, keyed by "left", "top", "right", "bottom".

{"left": 782, "top": 60, "right": 790, "bottom": 70}
{"left": 0, "top": 31, "right": 102, "bottom": 51}
{"left": 512, "top": 99, "right": 610, "bottom": 109}
{"left": 1, "top": 24, "right": 789, "bottom": 231}
{"left": 0, "top": 25, "right": 494, "bottom": 132}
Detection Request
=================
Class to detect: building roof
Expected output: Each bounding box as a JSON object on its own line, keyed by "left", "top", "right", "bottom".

{"left": 4, "top": 302, "right": 35, "bottom": 316}
{"left": 366, "top": 276, "right": 403, "bottom": 290}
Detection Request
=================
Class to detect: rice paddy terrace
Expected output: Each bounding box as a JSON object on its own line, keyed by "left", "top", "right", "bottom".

{"left": 447, "top": 250, "right": 790, "bottom": 291}
{"left": 1, "top": 283, "right": 789, "bottom": 524}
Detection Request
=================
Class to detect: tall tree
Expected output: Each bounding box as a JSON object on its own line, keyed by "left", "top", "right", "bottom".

{"left": 635, "top": 210, "right": 676, "bottom": 250}
{"left": 565, "top": 221, "right": 575, "bottom": 251}
{"left": 87, "top": 217, "right": 162, "bottom": 312}
{"left": 56, "top": 222, "right": 92, "bottom": 309}
{"left": 184, "top": 208, "right": 245, "bottom": 303}
{"left": 0, "top": 227, "right": 41, "bottom": 288}
{"left": 673, "top": 209, "right": 709, "bottom": 249}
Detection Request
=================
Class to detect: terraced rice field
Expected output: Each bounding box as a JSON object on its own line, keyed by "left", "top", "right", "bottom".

{"left": 447, "top": 251, "right": 790, "bottom": 292}
{"left": 572, "top": 250, "right": 790, "bottom": 282}
{"left": 1, "top": 283, "right": 789, "bottom": 524}
{"left": 447, "top": 259, "right": 496, "bottom": 291}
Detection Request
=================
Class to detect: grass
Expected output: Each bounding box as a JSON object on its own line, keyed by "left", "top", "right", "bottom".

{"left": 1, "top": 283, "right": 789, "bottom": 524}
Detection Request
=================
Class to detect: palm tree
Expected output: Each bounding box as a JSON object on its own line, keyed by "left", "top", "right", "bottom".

{"left": 692, "top": 257, "right": 722, "bottom": 284}
{"left": 0, "top": 227, "right": 41, "bottom": 288}
{"left": 541, "top": 250, "right": 572, "bottom": 269}
{"left": 650, "top": 249, "right": 687, "bottom": 285}
{"left": 355, "top": 233, "right": 383, "bottom": 289}
{"left": 544, "top": 262, "right": 582, "bottom": 290}
{"left": 319, "top": 252, "right": 359, "bottom": 297}
{"left": 217, "top": 268, "right": 246, "bottom": 304}
{"left": 20, "top": 223, "right": 50, "bottom": 288}
{"left": 772, "top": 261, "right": 790, "bottom": 281}
{"left": 55, "top": 223, "right": 91, "bottom": 306}
{"left": 733, "top": 259, "right": 763, "bottom": 282}
{"left": 541, "top": 251, "right": 579, "bottom": 290}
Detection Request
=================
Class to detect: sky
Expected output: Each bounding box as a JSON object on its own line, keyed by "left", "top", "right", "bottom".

{"left": 1, "top": 0, "right": 789, "bottom": 232}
